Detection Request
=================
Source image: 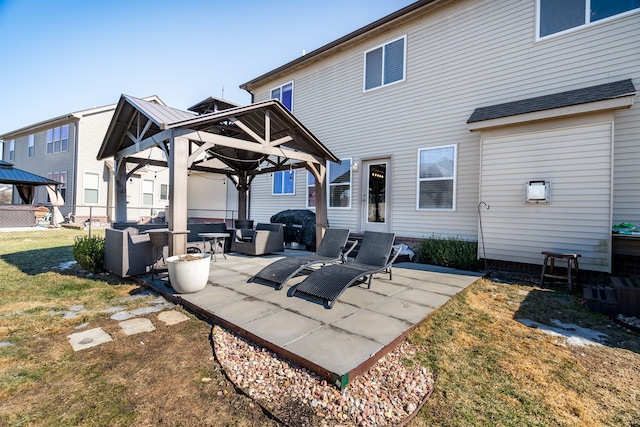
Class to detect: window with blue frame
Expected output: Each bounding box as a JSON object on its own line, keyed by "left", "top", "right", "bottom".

{"left": 273, "top": 170, "right": 295, "bottom": 195}
{"left": 271, "top": 81, "right": 293, "bottom": 111}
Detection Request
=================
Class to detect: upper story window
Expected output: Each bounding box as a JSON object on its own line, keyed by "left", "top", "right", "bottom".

{"left": 328, "top": 158, "right": 352, "bottom": 209}
{"left": 417, "top": 145, "right": 457, "bottom": 210}
{"left": 28, "top": 135, "right": 34, "bottom": 158}
{"left": 271, "top": 82, "right": 293, "bottom": 111}
{"left": 46, "top": 125, "right": 69, "bottom": 154}
{"left": 273, "top": 170, "right": 295, "bottom": 195}
{"left": 8, "top": 140, "right": 14, "bottom": 161}
{"left": 364, "top": 35, "right": 406, "bottom": 91}
{"left": 538, "top": 0, "right": 640, "bottom": 38}
{"left": 160, "top": 184, "right": 169, "bottom": 201}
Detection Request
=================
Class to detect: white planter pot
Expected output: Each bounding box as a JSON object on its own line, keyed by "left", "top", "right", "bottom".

{"left": 166, "top": 253, "right": 211, "bottom": 293}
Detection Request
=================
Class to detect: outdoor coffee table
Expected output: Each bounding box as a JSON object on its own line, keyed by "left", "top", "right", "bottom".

{"left": 199, "top": 232, "right": 228, "bottom": 261}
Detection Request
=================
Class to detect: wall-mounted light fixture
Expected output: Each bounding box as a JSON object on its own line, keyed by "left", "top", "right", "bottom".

{"left": 525, "top": 180, "right": 550, "bottom": 204}
{"left": 352, "top": 161, "right": 359, "bottom": 172}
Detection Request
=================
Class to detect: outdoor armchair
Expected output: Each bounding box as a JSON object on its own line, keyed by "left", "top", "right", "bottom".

{"left": 103, "top": 227, "right": 153, "bottom": 277}
{"left": 231, "top": 223, "right": 284, "bottom": 255}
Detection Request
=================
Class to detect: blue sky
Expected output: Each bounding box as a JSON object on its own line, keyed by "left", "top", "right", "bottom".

{"left": 0, "top": 0, "right": 414, "bottom": 134}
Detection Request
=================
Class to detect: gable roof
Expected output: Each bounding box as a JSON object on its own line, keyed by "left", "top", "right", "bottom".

{"left": 97, "top": 95, "right": 339, "bottom": 172}
{"left": 467, "top": 79, "right": 637, "bottom": 124}
{"left": 0, "top": 160, "right": 59, "bottom": 185}
{"left": 240, "top": 0, "right": 441, "bottom": 92}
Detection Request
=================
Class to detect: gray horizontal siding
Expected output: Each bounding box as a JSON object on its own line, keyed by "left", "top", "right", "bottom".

{"left": 480, "top": 122, "right": 613, "bottom": 271}
{"left": 247, "top": 0, "right": 639, "bottom": 260}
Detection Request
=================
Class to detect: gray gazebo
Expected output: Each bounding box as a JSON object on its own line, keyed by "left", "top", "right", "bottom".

{"left": 97, "top": 95, "right": 339, "bottom": 256}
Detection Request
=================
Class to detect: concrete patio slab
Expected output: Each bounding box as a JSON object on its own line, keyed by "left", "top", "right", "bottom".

{"left": 393, "top": 288, "right": 453, "bottom": 309}
{"left": 332, "top": 309, "right": 412, "bottom": 345}
{"left": 143, "top": 251, "right": 482, "bottom": 388}
{"left": 243, "top": 310, "right": 322, "bottom": 346}
{"left": 283, "top": 325, "right": 383, "bottom": 378}
{"left": 205, "top": 298, "right": 282, "bottom": 326}
{"left": 368, "top": 296, "right": 435, "bottom": 324}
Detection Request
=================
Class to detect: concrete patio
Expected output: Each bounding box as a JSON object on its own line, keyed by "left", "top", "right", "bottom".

{"left": 142, "top": 250, "right": 482, "bottom": 388}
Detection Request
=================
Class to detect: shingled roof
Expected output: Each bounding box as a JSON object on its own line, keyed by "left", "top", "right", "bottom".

{"left": 468, "top": 79, "right": 636, "bottom": 124}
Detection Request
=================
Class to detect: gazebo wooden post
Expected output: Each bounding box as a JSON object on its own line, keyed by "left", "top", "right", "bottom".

{"left": 114, "top": 156, "right": 128, "bottom": 223}
{"left": 310, "top": 163, "right": 328, "bottom": 251}
{"left": 237, "top": 172, "right": 249, "bottom": 221}
{"left": 168, "top": 135, "right": 189, "bottom": 256}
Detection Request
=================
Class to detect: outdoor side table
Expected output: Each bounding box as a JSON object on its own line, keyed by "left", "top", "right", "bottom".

{"left": 199, "top": 232, "right": 228, "bottom": 261}
{"left": 145, "top": 228, "right": 169, "bottom": 278}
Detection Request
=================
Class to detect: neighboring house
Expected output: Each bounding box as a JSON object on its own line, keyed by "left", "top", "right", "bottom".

{"left": 0, "top": 97, "right": 173, "bottom": 224}
{"left": 240, "top": 0, "right": 640, "bottom": 274}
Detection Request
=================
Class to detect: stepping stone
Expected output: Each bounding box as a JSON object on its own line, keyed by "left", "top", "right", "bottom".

{"left": 130, "top": 305, "right": 164, "bottom": 316}
{"left": 119, "top": 318, "right": 156, "bottom": 336}
{"left": 68, "top": 328, "right": 113, "bottom": 351}
{"left": 158, "top": 310, "right": 189, "bottom": 325}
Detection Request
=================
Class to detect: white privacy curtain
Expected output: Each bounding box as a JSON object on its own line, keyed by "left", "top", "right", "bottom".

{"left": 46, "top": 184, "right": 65, "bottom": 227}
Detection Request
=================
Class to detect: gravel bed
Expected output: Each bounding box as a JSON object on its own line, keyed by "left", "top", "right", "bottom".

{"left": 212, "top": 325, "right": 434, "bottom": 426}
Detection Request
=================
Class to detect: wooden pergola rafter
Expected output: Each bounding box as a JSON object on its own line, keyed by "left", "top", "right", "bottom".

{"left": 97, "top": 95, "right": 339, "bottom": 256}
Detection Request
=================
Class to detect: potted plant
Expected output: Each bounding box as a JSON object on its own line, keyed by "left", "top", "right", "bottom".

{"left": 166, "top": 253, "right": 211, "bottom": 293}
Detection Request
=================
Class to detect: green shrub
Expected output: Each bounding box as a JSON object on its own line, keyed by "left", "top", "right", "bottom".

{"left": 415, "top": 235, "right": 482, "bottom": 271}
{"left": 72, "top": 235, "right": 105, "bottom": 273}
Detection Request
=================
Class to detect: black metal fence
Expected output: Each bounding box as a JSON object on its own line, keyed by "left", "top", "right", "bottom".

{"left": 0, "top": 204, "right": 238, "bottom": 239}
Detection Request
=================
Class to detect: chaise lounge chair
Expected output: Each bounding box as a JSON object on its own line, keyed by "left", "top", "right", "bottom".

{"left": 248, "top": 227, "right": 353, "bottom": 289}
{"left": 291, "top": 231, "right": 401, "bottom": 308}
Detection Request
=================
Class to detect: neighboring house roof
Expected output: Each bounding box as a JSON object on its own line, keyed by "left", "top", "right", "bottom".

{"left": 0, "top": 95, "right": 165, "bottom": 139}
{"left": 467, "top": 79, "right": 637, "bottom": 123}
{"left": 0, "top": 160, "right": 60, "bottom": 185}
{"left": 240, "top": 0, "right": 441, "bottom": 92}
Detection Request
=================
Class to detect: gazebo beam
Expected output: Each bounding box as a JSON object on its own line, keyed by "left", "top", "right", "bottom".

{"left": 181, "top": 130, "right": 322, "bottom": 164}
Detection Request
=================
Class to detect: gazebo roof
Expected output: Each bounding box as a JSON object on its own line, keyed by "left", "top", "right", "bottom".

{"left": 0, "top": 160, "right": 60, "bottom": 186}
{"left": 97, "top": 95, "right": 339, "bottom": 174}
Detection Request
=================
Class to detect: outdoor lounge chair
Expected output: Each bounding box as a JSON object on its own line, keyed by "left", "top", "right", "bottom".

{"left": 248, "top": 227, "right": 354, "bottom": 289}
{"left": 291, "top": 231, "right": 401, "bottom": 308}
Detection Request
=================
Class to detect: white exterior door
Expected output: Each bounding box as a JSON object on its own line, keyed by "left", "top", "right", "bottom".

{"left": 362, "top": 159, "right": 390, "bottom": 232}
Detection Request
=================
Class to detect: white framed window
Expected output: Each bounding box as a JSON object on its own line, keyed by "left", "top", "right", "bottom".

{"left": 142, "top": 179, "right": 154, "bottom": 206}
{"left": 271, "top": 81, "right": 293, "bottom": 111}
{"left": 273, "top": 170, "right": 295, "bottom": 195}
{"left": 537, "top": 0, "right": 640, "bottom": 39}
{"left": 83, "top": 172, "right": 100, "bottom": 204}
{"left": 28, "top": 135, "right": 34, "bottom": 158}
{"left": 46, "top": 125, "right": 69, "bottom": 154}
{"left": 328, "top": 158, "right": 352, "bottom": 209}
{"left": 306, "top": 172, "right": 316, "bottom": 208}
{"left": 364, "top": 35, "right": 406, "bottom": 92}
{"left": 8, "top": 140, "right": 14, "bottom": 161}
{"left": 417, "top": 145, "right": 457, "bottom": 210}
{"left": 47, "top": 171, "right": 67, "bottom": 200}
{"left": 160, "top": 184, "right": 169, "bottom": 201}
